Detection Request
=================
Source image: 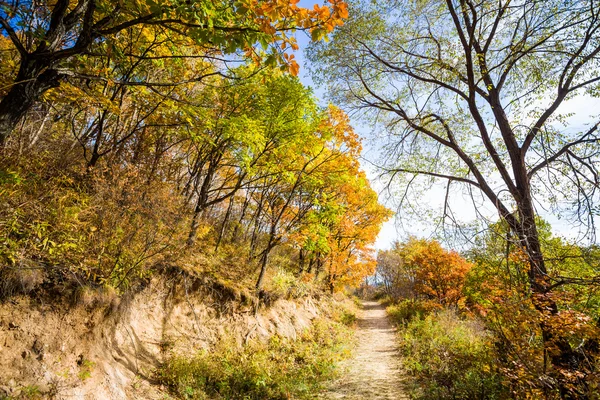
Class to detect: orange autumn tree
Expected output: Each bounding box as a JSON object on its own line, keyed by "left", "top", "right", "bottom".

{"left": 316, "top": 107, "right": 391, "bottom": 292}
{"left": 398, "top": 238, "right": 472, "bottom": 306}
{"left": 287, "top": 106, "right": 391, "bottom": 292}
{"left": 323, "top": 171, "right": 392, "bottom": 292}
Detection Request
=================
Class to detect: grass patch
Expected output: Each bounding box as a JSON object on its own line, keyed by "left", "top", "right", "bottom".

{"left": 339, "top": 310, "right": 357, "bottom": 326}
{"left": 399, "top": 308, "right": 508, "bottom": 400}
{"left": 386, "top": 299, "right": 440, "bottom": 326}
{"left": 157, "top": 317, "right": 353, "bottom": 399}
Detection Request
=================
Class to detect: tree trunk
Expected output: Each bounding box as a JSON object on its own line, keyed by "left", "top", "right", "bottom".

{"left": 232, "top": 195, "right": 249, "bottom": 242}
{"left": 255, "top": 223, "right": 278, "bottom": 290}
{"left": 314, "top": 252, "right": 322, "bottom": 280}
{"left": 186, "top": 162, "right": 217, "bottom": 246}
{"left": 0, "top": 58, "right": 62, "bottom": 147}
{"left": 327, "top": 260, "right": 335, "bottom": 294}
{"left": 249, "top": 202, "right": 263, "bottom": 257}
{"left": 513, "top": 188, "right": 581, "bottom": 395}
{"left": 187, "top": 197, "right": 203, "bottom": 247}
{"left": 214, "top": 198, "right": 234, "bottom": 252}
{"left": 306, "top": 255, "right": 315, "bottom": 274}
{"left": 297, "top": 248, "right": 305, "bottom": 275}
{"left": 255, "top": 248, "right": 270, "bottom": 290}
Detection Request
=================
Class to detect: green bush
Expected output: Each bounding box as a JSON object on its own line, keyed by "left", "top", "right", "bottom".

{"left": 158, "top": 318, "right": 353, "bottom": 399}
{"left": 400, "top": 309, "right": 508, "bottom": 400}
{"left": 339, "top": 309, "right": 357, "bottom": 326}
{"left": 270, "top": 268, "right": 296, "bottom": 297}
{"left": 386, "top": 299, "right": 437, "bottom": 326}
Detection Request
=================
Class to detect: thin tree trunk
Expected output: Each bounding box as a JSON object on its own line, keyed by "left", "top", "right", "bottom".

{"left": 255, "top": 223, "right": 278, "bottom": 289}
{"left": 27, "top": 111, "right": 50, "bottom": 150}
{"left": 215, "top": 198, "right": 234, "bottom": 252}
{"left": 249, "top": 202, "right": 264, "bottom": 257}
{"left": 328, "top": 259, "right": 335, "bottom": 294}
{"left": 255, "top": 248, "right": 270, "bottom": 290}
{"left": 232, "top": 196, "right": 249, "bottom": 241}
{"left": 187, "top": 197, "right": 203, "bottom": 247}
{"left": 314, "top": 252, "right": 322, "bottom": 280}
{"left": 307, "top": 254, "right": 315, "bottom": 274}
{"left": 186, "top": 162, "right": 217, "bottom": 246}
{"left": 297, "top": 248, "right": 305, "bottom": 275}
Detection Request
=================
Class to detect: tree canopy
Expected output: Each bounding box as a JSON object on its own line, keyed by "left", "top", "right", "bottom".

{"left": 0, "top": 0, "right": 349, "bottom": 143}
{"left": 0, "top": 0, "right": 388, "bottom": 300}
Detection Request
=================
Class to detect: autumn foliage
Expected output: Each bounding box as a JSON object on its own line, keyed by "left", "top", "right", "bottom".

{"left": 378, "top": 229, "right": 600, "bottom": 398}
{"left": 411, "top": 240, "right": 471, "bottom": 306}
{"left": 0, "top": 0, "right": 350, "bottom": 145}
{"left": 465, "top": 222, "right": 600, "bottom": 398}
{"left": 0, "top": 0, "right": 389, "bottom": 302}
{"left": 377, "top": 238, "right": 472, "bottom": 306}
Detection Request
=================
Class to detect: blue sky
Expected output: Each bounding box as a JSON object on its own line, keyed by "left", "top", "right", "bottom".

{"left": 291, "top": 1, "right": 427, "bottom": 250}
{"left": 290, "top": 1, "right": 600, "bottom": 251}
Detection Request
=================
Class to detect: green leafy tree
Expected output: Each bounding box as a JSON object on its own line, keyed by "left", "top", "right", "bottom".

{"left": 0, "top": 0, "right": 349, "bottom": 144}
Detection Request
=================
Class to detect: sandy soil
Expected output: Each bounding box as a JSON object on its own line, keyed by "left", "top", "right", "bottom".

{"left": 0, "top": 279, "right": 323, "bottom": 399}
{"left": 321, "top": 300, "right": 409, "bottom": 400}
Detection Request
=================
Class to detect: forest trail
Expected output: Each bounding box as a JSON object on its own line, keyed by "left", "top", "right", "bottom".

{"left": 321, "top": 300, "right": 409, "bottom": 399}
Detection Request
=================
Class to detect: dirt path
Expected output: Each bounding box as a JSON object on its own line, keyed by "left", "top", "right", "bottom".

{"left": 321, "top": 300, "right": 409, "bottom": 399}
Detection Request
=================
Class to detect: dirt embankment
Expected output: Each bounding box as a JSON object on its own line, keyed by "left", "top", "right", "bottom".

{"left": 321, "top": 300, "right": 408, "bottom": 400}
{"left": 0, "top": 275, "right": 325, "bottom": 399}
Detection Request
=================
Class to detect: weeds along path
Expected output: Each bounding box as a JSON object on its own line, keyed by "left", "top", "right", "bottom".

{"left": 321, "top": 300, "right": 409, "bottom": 400}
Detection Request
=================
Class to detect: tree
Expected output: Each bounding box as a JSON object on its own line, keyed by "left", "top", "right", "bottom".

{"left": 322, "top": 169, "right": 391, "bottom": 292}
{"left": 377, "top": 248, "right": 411, "bottom": 299}
{"left": 465, "top": 220, "right": 600, "bottom": 397}
{"left": 0, "top": 0, "right": 349, "bottom": 145}
{"left": 378, "top": 238, "right": 471, "bottom": 305}
{"left": 309, "top": 0, "right": 600, "bottom": 394}
{"left": 408, "top": 238, "right": 472, "bottom": 306}
{"left": 250, "top": 103, "right": 376, "bottom": 290}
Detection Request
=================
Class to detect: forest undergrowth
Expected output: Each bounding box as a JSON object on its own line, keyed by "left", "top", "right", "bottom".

{"left": 379, "top": 235, "right": 600, "bottom": 399}
{"left": 158, "top": 314, "right": 356, "bottom": 400}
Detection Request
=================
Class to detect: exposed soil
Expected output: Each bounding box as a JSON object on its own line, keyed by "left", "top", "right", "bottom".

{"left": 321, "top": 300, "right": 409, "bottom": 400}
{"left": 0, "top": 276, "right": 324, "bottom": 399}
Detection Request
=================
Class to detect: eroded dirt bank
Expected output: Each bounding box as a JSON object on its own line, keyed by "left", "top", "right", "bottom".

{"left": 0, "top": 275, "right": 326, "bottom": 399}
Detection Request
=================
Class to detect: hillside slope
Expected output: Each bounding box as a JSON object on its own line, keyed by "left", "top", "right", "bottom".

{"left": 0, "top": 274, "right": 342, "bottom": 399}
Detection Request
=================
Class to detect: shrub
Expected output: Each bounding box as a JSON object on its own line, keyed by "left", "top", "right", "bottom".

{"left": 269, "top": 268, "right": 297, "bottom": 298}
{"left": 339, "top": 309, "right": 357, "bottom": 326}
{"left": 0, "top": 164, "right": 187, "bottom": 294}
{"left": 400, "top": 309, "right": 508, "bottom": 400}
{"left": 386, "top": 299, "right": 439, "bottom": 326}
{"left": 158, "top": 318, "right": 353, "bottom": 399}
{"left": 351, "top": 295, "right": 363, "bottom": 308}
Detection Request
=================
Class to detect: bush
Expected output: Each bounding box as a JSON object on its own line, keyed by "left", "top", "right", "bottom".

{"left": 0, "top": 164, "right": 187, "bottom": 294}
{"left": 157, "top": 318, "right": 353, "bottom": 399}
{"left": 339, "top": 309, "right": 357, "bottom": 326}
{"left": 269, "top": 268, "right": 296, "bottom": 297}
{"left": 400, "top": 309, "right": 508, "bottom": 400}
{"left": 351, "top": 295, "right": 363, "bottom": 308}
{"left": 386, "top": 299, "right": 439, "bottom": 326}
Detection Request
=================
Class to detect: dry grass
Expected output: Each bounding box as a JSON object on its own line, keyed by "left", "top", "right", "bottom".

{"left": 0, "top": 265, "right": 45, "bottom": 299}
{"left": 73, "top": 285, "right": 118, "bottom": 310}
